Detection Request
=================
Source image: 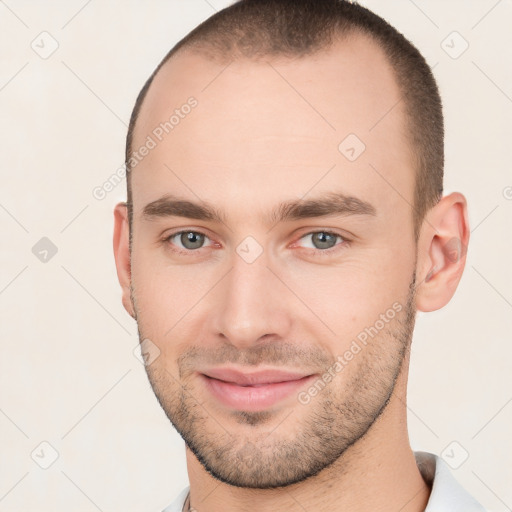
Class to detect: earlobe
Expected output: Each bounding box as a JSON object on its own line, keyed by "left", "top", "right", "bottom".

{"left": 415, "top": 192, "right": 470, "bottom": 312}
{"left": 113, "top": 202, "right": 136, "bottom": 319}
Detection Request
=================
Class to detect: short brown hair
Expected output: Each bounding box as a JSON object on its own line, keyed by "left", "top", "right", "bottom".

{"left": 125, "top": 0, "right": 443, "bottom": 236}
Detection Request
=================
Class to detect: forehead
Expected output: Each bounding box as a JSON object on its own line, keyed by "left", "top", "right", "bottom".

{"left": 130, "top": 34, "right": 414, "bottom": 221}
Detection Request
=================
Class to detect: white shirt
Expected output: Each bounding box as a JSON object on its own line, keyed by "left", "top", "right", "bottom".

{"left": 161, "top": 451, "right": 486, "bottom": 512}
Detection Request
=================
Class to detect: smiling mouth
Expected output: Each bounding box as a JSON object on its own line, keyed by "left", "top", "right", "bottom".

{"left": 199, "top": 368, "right": 316, "bottom": 411}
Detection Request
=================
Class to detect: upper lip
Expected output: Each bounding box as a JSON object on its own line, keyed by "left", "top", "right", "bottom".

{"left": 201, "top": 367, "right": 313, "bottom": 386}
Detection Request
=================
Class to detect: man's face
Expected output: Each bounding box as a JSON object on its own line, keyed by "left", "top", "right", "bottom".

{"left": 128, "top": 35, "right": 419, "bottom": 487}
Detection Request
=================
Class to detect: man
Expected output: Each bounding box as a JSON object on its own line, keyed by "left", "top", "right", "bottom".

{"left": 113, "top": 0, "right": 485, "bottom": 510}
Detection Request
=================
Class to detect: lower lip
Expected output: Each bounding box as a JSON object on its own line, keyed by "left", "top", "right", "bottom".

{"left": 200, "top": 374, "right": 315, "bottom": 411}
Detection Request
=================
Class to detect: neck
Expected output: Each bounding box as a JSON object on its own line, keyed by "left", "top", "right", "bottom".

{"left": 185, "top": 356, "right": 431, "bottom": 512}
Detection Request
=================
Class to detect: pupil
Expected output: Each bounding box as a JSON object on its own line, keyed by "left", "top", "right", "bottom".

{"left": 181, "top": 231, "right": 204, "bottom": 249}
{"left": 313, "top": 232, "right": 335, "bottom": 249}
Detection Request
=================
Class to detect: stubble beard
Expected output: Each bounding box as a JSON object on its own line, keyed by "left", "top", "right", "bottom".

{"left": 133, "top": 275, "right": 417, "bottom": 489}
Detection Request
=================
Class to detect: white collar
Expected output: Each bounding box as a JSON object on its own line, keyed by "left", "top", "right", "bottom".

{"left": 415, "top": 451, "right": 486, "bottom": 511}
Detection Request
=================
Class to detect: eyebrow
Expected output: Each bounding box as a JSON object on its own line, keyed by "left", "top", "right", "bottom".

{"left": 142, "top": 192, "right": 376, "bottom": 225}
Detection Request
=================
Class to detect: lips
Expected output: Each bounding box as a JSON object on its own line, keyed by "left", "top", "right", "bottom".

{"left": 199, "top": 367, "right": 315, "bottom": 411}
{"left": 202, "top": 367, "right": 310, "bottom": 386}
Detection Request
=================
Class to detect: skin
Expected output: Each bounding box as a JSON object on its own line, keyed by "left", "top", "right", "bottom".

{"left": 113, "top": 33, "right": 469, "bottom": 512}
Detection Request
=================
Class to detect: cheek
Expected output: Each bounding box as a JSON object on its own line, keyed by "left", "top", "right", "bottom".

{"left": 130, "top": 251, "right": 223, "bottom": 359}
{"left": 130, "top": 258, "right": 184, "bottom": 343}
{"left": 279, "top": 246, "right": 415, "bottom": 349}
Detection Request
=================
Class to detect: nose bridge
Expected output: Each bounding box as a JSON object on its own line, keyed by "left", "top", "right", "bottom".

{"left": 213, "top": 247, "right": 291, "bottom": 347}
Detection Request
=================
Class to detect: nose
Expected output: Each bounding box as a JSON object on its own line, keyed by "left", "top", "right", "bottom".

{"left": 212, "top": 249, "right": 293, "bottom": 350}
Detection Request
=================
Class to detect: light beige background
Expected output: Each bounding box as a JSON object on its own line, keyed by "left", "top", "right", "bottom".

{"left": 0, "top": 0, "right": 511, "bottom": 510}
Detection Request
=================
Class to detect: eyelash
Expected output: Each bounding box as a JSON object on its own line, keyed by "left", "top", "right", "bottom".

{"left": 161, "top": 229, "right": 349, "bottom": 257}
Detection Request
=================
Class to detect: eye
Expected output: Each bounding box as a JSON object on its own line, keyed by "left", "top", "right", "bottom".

{"left": 297, "top": 231, "right": 345, "bottom": 251}
{"left": 166, "top": 230, "right": 213, "bottom": 251}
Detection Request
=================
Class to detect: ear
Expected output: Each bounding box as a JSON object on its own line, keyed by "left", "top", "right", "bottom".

{"left": 113, "top": 202, "right": 136, "bottom": 319}
{"left": 415, "top": 192, "right": 470, "bottom": 312}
